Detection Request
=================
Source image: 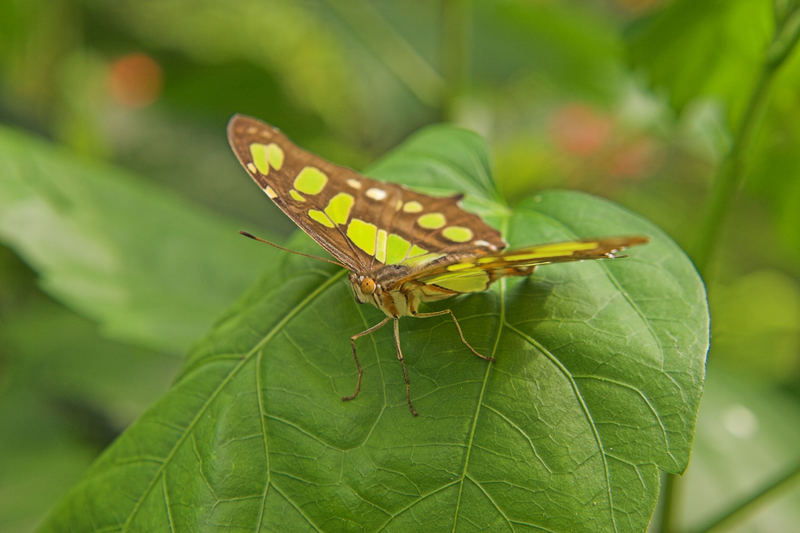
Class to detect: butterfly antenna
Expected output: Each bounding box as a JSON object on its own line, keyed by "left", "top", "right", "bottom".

{"left": 239, "top": 231, "right": 346, "bottom": 268}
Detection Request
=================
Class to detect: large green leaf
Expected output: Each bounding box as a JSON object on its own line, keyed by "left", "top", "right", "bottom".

{"left": 0, "top": 126, "right": 273, "bottom": 354}
{"left": 41, "top": 125, "right": 708, "bottom": 532}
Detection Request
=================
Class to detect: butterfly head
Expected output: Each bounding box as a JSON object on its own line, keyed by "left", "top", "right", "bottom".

{"left": 349, "top": 273, "right": 381, "bottom": 304}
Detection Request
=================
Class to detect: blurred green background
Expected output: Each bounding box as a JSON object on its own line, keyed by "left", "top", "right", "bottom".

{"left": 1, "top": 1, "right": 799, "bottom": 531}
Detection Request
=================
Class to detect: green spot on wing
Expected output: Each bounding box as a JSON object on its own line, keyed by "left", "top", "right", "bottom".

{"left": 402, "top": 201, "right": 423, "bottom": 213}
{"left": 309, "top": 209, "right": 334, "bottom": 228}
{"left": 376, "top": 229, "right": 388, "bottom": 263}
{"left": 267, "top": 143, "right": 284, "bottom": 170}
{"left": 385, "top": 234, "right": 411, "bottom": 264}
{"left": 324, "top": 193, "right": 354, "bottom": 225}
{"left": 408, "top": 244, "right": 428, "bottom": 258}
{"left": 294, "top": 166, "right": 328, "bottom": 195}
{"left": 347, "top": 219, "right": 377, "bottom": 255}
{"left": 249, "top": 143, "right": 270, "bottom": 175}
{"left": 417, "top": 212, "right": 446, "bottom": 229}
{"left": 442, "top": 226, "right": 473, "bottom": 242}
{"left": 404, "top": 250, "right": 445, "bottom": 267}
{"left": 503, "top": 241, "right": 599, "bottom": 261}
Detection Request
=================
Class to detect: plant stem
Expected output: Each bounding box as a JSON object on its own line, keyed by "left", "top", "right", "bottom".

{"left": 692, "top": 5, "right": 800, "bottom": 278}
{"left": 656, "top": 471, "right": 680, "bottom": 533}
{"left": 658, "top": 7, "right": 800, "bottom": 533}
{"left": 688, "top": 461, "right": 800, "bottom": 533}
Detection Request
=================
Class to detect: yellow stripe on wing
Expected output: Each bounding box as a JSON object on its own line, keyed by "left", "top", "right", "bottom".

{"left": 411, "top": 236, "right": 649, "bottom": 289}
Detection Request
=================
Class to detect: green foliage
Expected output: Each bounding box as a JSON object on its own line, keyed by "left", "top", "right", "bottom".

{"left": 0, "top": 248, "right": 180, "bottom": 532}
{"left": 41, "top": 126, "right": 708, "bottom": 532}
{"left": 627, "top": 0, "right": 773, "bottom": 127}
{"left": 712, "top": 270, "right": 800, "bottom": 380}
{"left": 471, "top": 0, "right": 621, "bottom": 99}
{"left": 627, "top": 0, "right": 800, "bottom": 270}
{"left": 680, "top": 366, "right": 800, "bottom": 532}
{"left": 0, "top": 126, "right": 272, "bottom": 354}
{"left": 3, "top": 1, "right": 798, "bottom": 530}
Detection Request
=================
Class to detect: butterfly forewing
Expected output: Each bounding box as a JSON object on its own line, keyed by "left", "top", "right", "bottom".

{"left": 227, "top": 115, "right": 506, "bottom": 276}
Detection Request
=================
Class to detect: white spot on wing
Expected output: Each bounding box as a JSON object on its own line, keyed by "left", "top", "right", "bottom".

{"left": 347, "top": 178, "right": 362, "bottom": 189}
{"left": 474, "top": 239, "right": 498, "bottom": 251}
{"left": 366, "top": 187, "right": 387, "bottom": 201}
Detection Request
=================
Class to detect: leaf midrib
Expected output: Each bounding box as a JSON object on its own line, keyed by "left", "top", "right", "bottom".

{"left": 451, "top": 218, "right": 512, "bottom": 532}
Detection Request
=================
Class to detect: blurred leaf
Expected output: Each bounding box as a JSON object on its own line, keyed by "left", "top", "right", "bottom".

{"left": 678, "top": 365, "right": 800, "bottom": 532}
{"left": 42, "top": 126, "right": 707, "bottom": 532}
{"left": 80, "top": 0, "right": 371, "bottom": 139}
{"left": 0, "top": 247, "right": 179, "bottom": 533}
{"left": 0, "top": 301, "right": 179, "bottom": 533}
{"left": 711, "top": 270, "right": 800, "bottom": 380}
{"left": 626, "top": 0, "right": 773, "bottom": 127}
{"left": 0, "top": 0, "right": 79, "bottom": 122}
{"left": 323, "top": 0, "right": 444, "bottom": 108}
{"left": 0, "top": 287, "right": 180, "bottom": 426}
{"left": 0, "top": 125, "right": 275, "bottom": 355}
{"left": 0, "top": 385, "right": 96, "bottom": 533}
{"left": 472, "top": 0, "right": 622, "bottom": 98}
{"left": 743, "top": 51, "right": 800, "bottom": 266}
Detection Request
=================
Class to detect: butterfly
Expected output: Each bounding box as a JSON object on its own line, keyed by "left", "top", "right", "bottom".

{"left": 227, "top": 114, "right": 648, "bottom": 416}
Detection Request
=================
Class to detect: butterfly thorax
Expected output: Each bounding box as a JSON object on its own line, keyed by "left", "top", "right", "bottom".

{"left": 349, "top": 268, "right": 456, "bottom": 318}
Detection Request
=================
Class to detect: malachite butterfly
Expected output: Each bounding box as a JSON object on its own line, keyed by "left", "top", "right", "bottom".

{"left": 227, "top": 114, "right": 648, "bottom": 416}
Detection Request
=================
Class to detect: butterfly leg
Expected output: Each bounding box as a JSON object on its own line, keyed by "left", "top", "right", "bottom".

{"left": 392, "top": 317, "right": 418, "bottom": 417}
{"left": 415, "top": 309, "right": 494, "bottom": 362}
{"left": 343, "top": 316, "right": 392, "bottom": 403}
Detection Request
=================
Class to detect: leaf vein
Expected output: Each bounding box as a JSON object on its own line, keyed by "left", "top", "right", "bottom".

{"left": 464, "top": 474, "right": 514, "bottom": 531}
{"left": 573, "top": 374, "right": 678, "bottom": 469}
{"left": 481, "top": 404, "right": 553, "bottom": 473}
{"left": 452, "top": 214, "right": 510, "bottom": 532}
{"left": 161, "top": 473, "right": 175, "bottom": 533}
{"left": 516, "top": 205, "right": 687, "bottom": 404}
{"left": 506, "top": 323, "right": 618, "bottom": 532}
{"left": 270, "top": 483, "right": 323, "bottom": 532}
{"left": 255, "top": 345, "right": 271, "bottom": 531}
{"left": 119, "top": 270, "right": 345, "bottom": 530}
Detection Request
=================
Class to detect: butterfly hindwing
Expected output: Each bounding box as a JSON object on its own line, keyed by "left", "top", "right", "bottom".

{"left": 409, "top": 236, "right": 649, "bottom": 293}
{"left": 227, "top": 115, "right": 506, "bottom": 273}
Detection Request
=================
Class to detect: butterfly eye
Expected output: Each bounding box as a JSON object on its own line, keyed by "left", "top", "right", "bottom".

{"left": 360, "top": 277, "right": 377, "bottom": 295}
